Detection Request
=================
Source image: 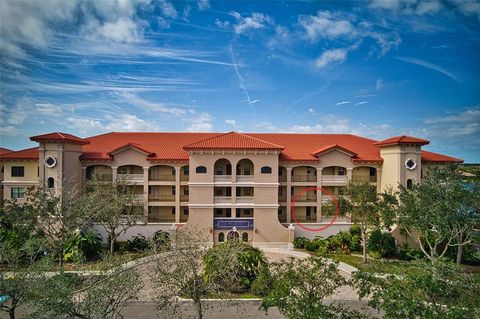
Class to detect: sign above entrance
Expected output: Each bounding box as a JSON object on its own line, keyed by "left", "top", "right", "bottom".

{"left": 214, "top": 218, "right": 254, "bottom": 230}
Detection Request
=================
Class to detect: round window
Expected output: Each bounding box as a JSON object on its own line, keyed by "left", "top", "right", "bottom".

{"left": 405, "top": 158, "right": 417, "bottom": 170}
{"left": 45, "top": 156, "right": 57, "bottom": 168}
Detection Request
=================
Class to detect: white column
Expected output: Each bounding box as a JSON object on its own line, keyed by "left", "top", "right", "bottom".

{"left": 111, "top": 166, "right": 118, "bottom": 181}
{"left": 143, "top": 167, "right": 149, "bottom": 223}
{"left": 175, "top": 167, "right": 181, "bottom": 223}
{"left": 376, "top": 168, "right": 382, "bottom": 193}
{"left": 316, "top": 167, "right": 323, "bottom": 223}
{"left": 231, "top": 163, "right": 236, "bottom": 205}
{"left": 286, "top": 167, "right": 292, "bottom": 223}
{"left": 347, "top": 168, "right": 353, "bottom": 181}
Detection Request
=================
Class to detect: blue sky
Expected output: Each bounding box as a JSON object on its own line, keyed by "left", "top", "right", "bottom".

{"left": 0, "top": 0, "right": 479, "bottom": 162}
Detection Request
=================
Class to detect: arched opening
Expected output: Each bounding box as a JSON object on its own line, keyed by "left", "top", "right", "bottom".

{"left": 278, "top": 166, "right": 287, "bottom": 182}
{"left": 149, "top": 165, "right": 175, "bottom": 181}
{"left": 117, "top": 165, "right": 143, "bottom": 181}
{"left": 86, "top": 165, "right": 112, "bottom": 181}
{"left": 236, "top": 159, "right": 254, "bottom": 176}
{"left": 322, "top": 166, "right": 347, "bottom": 183}
{"left": 218, "top": 232, "right": 225, "bottom": 243}
{"left": 196, "top": 166, "right": 207, "bottom": 173}
{"left": 242, "top": 232, "right": 249, "bottom": 242}
{"left": 292, "top": 166, "right": 317, "bottom": 182}
{"left": 407, "top": 179, "right": 413, "bottom": 190}
{"left": 214, "top": 159, "right": 232, "bottom": 176}
{"left": 352, "top": 166, "right": 377, "bottom": 183}
{"left": 47, "top": 177, "right": 54, "bottom": 189}
{"left": 227, "top": 231, "right": 240, "bottom": 241}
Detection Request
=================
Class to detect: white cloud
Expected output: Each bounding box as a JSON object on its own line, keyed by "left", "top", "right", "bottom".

{"left": 335, "top": 101, "right": 351, "bottom": 106}
{"left": 375, "top": 79, "right": 384, "bottom": 92}
{"left": 255, "top": 121, "right": 277, "bottom": 131}
{"left": 215, "top": 19, "right": 230, "bottom": 28}
{"left": 355, "top": 101, "right": 368, "bottom": 106}
{"left": 455, "top": 0, "right": 480, "bottom": 19}
{"left": 105, "top": 114, "right": 159, "bottom": 131}
{"left": 117, "top": 93, "right": 187, "bottom": 116}
{"left": 197, "top": 0, "right": 210, "bottom": 10}
{"left": 315, "top": 48, "right": 348, "bottom": 68}
{"left": 225, "top": 119, "right": 237, "bottom": 126}
{"left": 186, "top": 113, "right": 213, "bottom": 131}
{"left": 396, "top": 56, "right": 459, "bottom": 82}
{"left": 95, "top": 18, "right": 143, "bottom": 44}
{"left": 298, "top": 11, "right": 356, "bottom": 41}
{"left": 233, "top": 12, "right": 274, "bottom": 35}
{"left": 158, "top": 0, "right": 177, "bottom": 19}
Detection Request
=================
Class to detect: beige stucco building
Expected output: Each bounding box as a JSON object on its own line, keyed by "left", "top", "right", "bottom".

{"left": 0, "top": 132, "right": 462, "bottom": 247}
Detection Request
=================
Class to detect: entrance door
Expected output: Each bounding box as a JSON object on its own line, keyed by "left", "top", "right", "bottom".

{"left": 227, "top": 231, "right": 240, "bottom": 241}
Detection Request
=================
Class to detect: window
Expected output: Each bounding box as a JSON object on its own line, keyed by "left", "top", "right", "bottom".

{"left": 11, "top": 166, "right": 24, "bottom": 177}
{"left": 261, "top": 166, "right": 272, "bottom": 174}
{"left": 172, "top": 186, "right": 176, "bottom": 195}
{"left": 218, "top": 232, "right": 225, "bottom": 242}
{"left": 338, "top": 167, "right": 346, "bottom": 176}
{"left": 407, "top": 179, "right": 413, "bottom": 190}
{"left": 215, "top": 167, "right": 224, "bottom": 175}
{"left": 369, "top": 167, "right": 376, "bottom": 177}
{"left": 242, "top": 232, "right": 248, "bottom": 242}
{"left": 183, "top": 207, "right": 189, "bottom": 215}
{"left": 171, "top": 167, "right": 175, "bottom": 175}
{"left": 196, "top": 166, "right": 207, "bottom": 174}
{"left": 215, "top": 209, "right": 223, "bottom": 216}
{"left": 183, "top": 166, "right": 189, "bottom": 175}
{"left": 183, "top": 187, "right": 189, "bottom": 195}
{"left": 47, "top": 177, "right": 54, "bottom": 189}
{"left": 278, "top": 187, "right": 283, "bottom": 195}
{"left": 171, "top": 207, "right": 175, "bottom": 215}
{"left": 11, "top": 188, "right": 25, "bottom": 199}
{"left": 244, "top": 167, "right": 251, "bottom": 175}
{"left": 306, "top": 207, "right": 311, "bottom": 219}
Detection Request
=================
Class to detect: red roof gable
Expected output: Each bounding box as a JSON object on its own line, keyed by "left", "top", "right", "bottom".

{"left": 0, "top": 147, "right": 39, "bottom": 160}
{"left": 310, "top": 144, "right": 358, "bottom": 157}
{"left": 0, "top": 147, "right": 13, "bottom": 156}
{"left": 30, "top": 132, "right": 90, "bottom": 145}
{"left": 107, "top": 143, "right": 155, "bottom": 157}
{"left": 183, "top": 131, "right": 284, "bottom": 151}
{"left": 421, "top": 150, "right": 463, "bottom": 163}
{"left": 374, "top": 135, "right": 430, "bottom": 147}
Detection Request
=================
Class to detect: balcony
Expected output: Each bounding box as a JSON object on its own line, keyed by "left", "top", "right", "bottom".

{"left": 278, "top": 195, "right": 287, "bottom": 202}
{"left": 214, "top": 175, "right": 232, "bottom": 182}
{"left": 352, "top": 175, "right": 376, "bottom": 183}
{"left": 292, "top": 174, "right": 317, "bottom": 182}
{"left": 214, "top": 196, "right": 232, "bottom": 203}
{"left": 236, "top": 175, "right": 254, "bottom": 183}
{"left": 296, "top": 194, "right": 317, "bottom": 202}
{"left": 117, "top": 173, "right": 144, "bottom": 182}
{"left": 149, "top": 174, "right": 175, "bottom": 182}
{"left": 322, "top": 175, "right": 348, "bottom": 183}
{"left": 149, "top": 194, "right": 175, "bottom": 202}
{"left": 236, "top": 196, "right": 254, "bottom": 203}
{"left": 180, "top": 194, "right": 189, "bottom": 202}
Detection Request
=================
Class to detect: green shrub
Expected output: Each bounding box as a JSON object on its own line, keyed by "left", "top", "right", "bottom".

{"left": 126, "top": 234, "right": 151, "bottom": 253}
{"left": 368, "top": 251, "right": 382, "bottom": 259}
{"left": 251, "top": 264, "right": 273, "bottom": 297}
{"left": 368, "top": 229, "right": 396, "bottom": 258}
{"left": 328, "top": 231, "right": 352, "bottom": 254}
{"left": 349, "top": 225, "right": 361, "bottom": 237}
{"left": 293, "top": 237, "right": 310, "bottom": 249}
{"left": 305, "top": 240, "right": 322, "bottom": 252}
{"left": 398, "top": 244, "right": 425, "bottom": 261}
{"left": 152, "top": 230, "right": 171, "bottom": 252}
{"left": 204, "top": 241, "right": 267, "bottom": 292}
{"left": 64, "top": 229, "right": 102, "bottom": 262}
{"left": 350, "top": 234, "right": 361, "bottom": 252}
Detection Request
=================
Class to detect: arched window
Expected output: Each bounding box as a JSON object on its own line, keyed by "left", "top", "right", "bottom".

{"left": 407, "top": 179, "right": 413, "bottom": 190}
{"left": 218, "top": 232, "right": 224, "bottom": 242}
{"left": 261, "top": 166, "right": 272, "bottom": 174}
{"left": 196, "top": 166, "right": 207, "bottom": 174}
{"left": 242, "top": 232, "right": 248, "bottom": 242}
{"left": 47, "top": 177, "right": 54, "bottom": 189}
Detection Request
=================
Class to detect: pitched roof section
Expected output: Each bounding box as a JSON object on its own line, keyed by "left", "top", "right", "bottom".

{"left": 310, "top": 144, "right": 358, "bottom": 157}
{"left": 421, "top": 150, "right": 463, "bottom": 163}
{"left": 183, "top": 131, "right": 284, "bottom": 151}
{"left": 374, "top": 135, "right": 430, "bottom": 147}
{"left": 0, "top": 147, "right": 13, "bottom": 156}
{"left": 107, "top": 143, "right": 155, "bottom": 157}
{"left": 0, "top": 147, "right": 39, "bottom": 160}
{"left": 30, "top": 132, "right": 90, "bottom": 145}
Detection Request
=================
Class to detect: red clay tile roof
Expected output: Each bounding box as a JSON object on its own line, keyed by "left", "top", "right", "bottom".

{"left": 107, "top": 143, "right": 155, "bottom": 157}
{"left": 374, "top": 135, "right": 430, "bottom": 147}
{"left": 0, "top": 147, "right": 13, "bottom": 156}
{"left": 421, "top": 150, "right": 463, "bottom": 163}
{"left": 0, "top": 147, "right": 39, "bottom": 160}
{"left": 2, "top": 132, "right": 461, "bottom": 163}
{"left": 30, "top": 132, "right": 90, "bottom": 145}
{"left": 310, "top": 144, "right": 358, "bottom": 157}
{"left": 183, "top": 131, "right": 284, "bottom": 151}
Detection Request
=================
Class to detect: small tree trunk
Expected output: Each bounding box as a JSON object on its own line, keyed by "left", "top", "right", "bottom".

{"left": 361, "top": 228, "right": 367, "bottom": 263}
{"left": 59, "top": 247, "right": 64, "bottom": 270}
{"left": 109, "top": 233, "right": 116, "bottom": 255}
{"left": 194, "top": 299, "right": 203, "bottom": 319}
{"left": 9, "top": 308, "right": 15, "bottom": 319}
{"left": 456, "top": 232, "right": 464, "bottom": 265}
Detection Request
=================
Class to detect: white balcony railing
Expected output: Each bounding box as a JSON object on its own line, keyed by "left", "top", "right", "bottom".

{"left": 322, "top": 175, "right": 348, "bottom": 183}
{"left": 236, "top": 196, "right": 254, "bottom": 203}
{"left": 236, "top": 175, "right": 254, "bottom": 182}
{"left": 214, "top": 196, "right": 232, "bottom": 203}
{"left": 117, "top": 173, "right": 144, "bottom": 182}
{"left": 214, "top": 175, "right": 232, "bottom": 182}
{"left": 292, "top": 174, "right": 317, "bottom": 182}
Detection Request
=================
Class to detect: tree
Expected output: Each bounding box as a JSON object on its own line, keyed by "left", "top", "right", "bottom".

{"left": 259, "top": 256, "right": 367, "bottom": 319}
{"left": 80, "top": 174, "right": 140, "bottom": 255}
{"left": 352, "top": 259, "right": 480, "bottom": 318}
{"left": 398, "top": 166, "right": 480, "bottom": 262}
{"left": 153, "top": 227, "right": 239, "bottom": 319}
{"left": 340, "top": 181, "right": 397, "bottom": 263}
{"left": 28, "top": 266, "right": 142, "bottom": 319}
